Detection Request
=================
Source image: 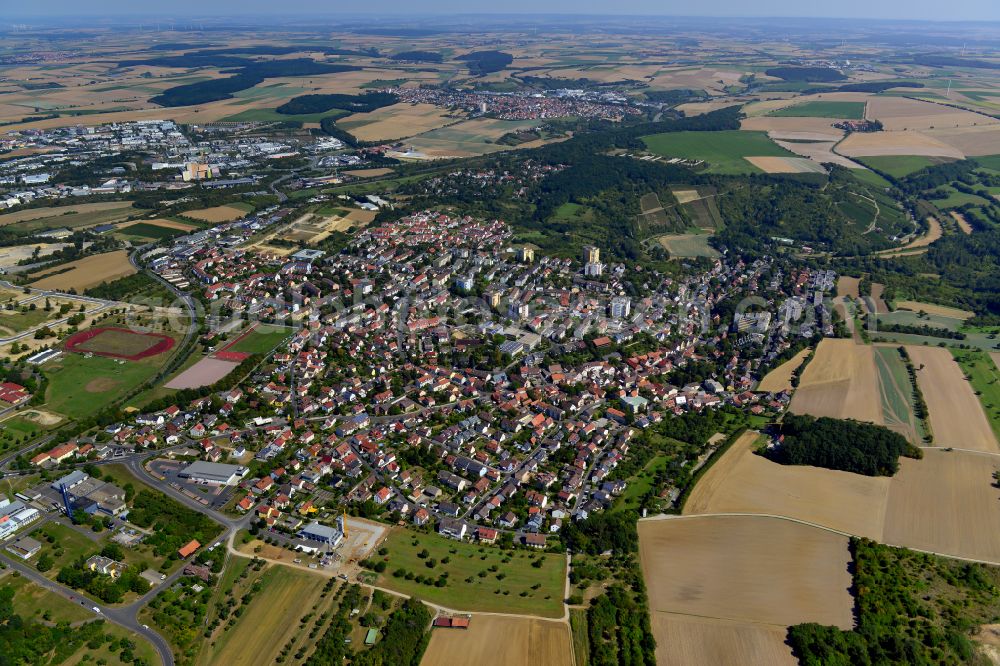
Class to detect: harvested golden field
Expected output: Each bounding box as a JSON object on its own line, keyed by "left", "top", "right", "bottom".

{"left": 0, "top": 201, "right": 134, "bottom": 227}
{"left": 339, "top": 103, "right": 455, "bottom": 142}
{"left": 29, "top": 250, "right": 135, "bottom": 291}
{"left": 906, "top": 345, "right": 998, "bottom": 451}
{"left": 675, "top": 100, "right": 741, "bottom": 116}
{"left": 671, "top": 188, "right": 701, "bottom": 204}
{"left": 951, "top": 211, "right": 974, "bottom": 234}
{"left": 895, "top": 300, "right": 974, "bottom": 319}
{"left": 789, "top": 338, "right": 883, "bottom": 425}
{"left": 744, "top": 155, "right": 825, "bottom": 173}
{"left": 421, "top": 616, "right": 572, "bottom": 666}
{"left": 772, "top": 138, "right": 864, "bottom": 169}
{"left": 866, "top": 96, "right": 999, "bottom": 131}
{"left": 927, "top": 126, "right": 1000, "bottom": 157}
{"left": 650, "top": 614, "right": 797, "bottom": 666}
{"left": 684, "top": 430, "right": 889, "bottom": 539}
{"left": 741, "top": 115, "right": 844, "bottom": 137}
{"left": 883, "top": 449, "right": 1000, "bottom": 562}
{"left": 638, "top": 515, "right": 854, "bottom": 628}
{"left": 838, "top": 130, "right": 965, "bottom": 158}
{"left": 757, "top": 348, "right": 811, "bottom": 393}
{"left": 196, "top": 565, "right": 326, "bottom": 666}
{"left": 837, "top": 275, "right": 861, "bottom": 299}
{"left": 183, "top": 205, "right": 250, "bottom": 223}
{"left": 343, "top": 167, "right": 394, "bottom": 177}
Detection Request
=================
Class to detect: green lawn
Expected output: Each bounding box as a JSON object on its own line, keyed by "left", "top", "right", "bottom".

{"left": 0, "top": 306, "right": 63, "bottom": 334}
{"left": 43, "top": 351, "right": 167, "bottom": 419}
{"left": 31, "top": 522, "right": 100, "bottom": 577}
{"left": 951, "top": 349, "right": 1000, "bottom": 443}
{"left": 768, "top": 101, "right": 866, "bottom": 119}
{"left": 656, "top": 231, "right": 721, "bottom": 259}
{"left": 114, "top": 222, "right": 185, "bottom": 242}
{"left": 857, "top": 155, "right": 956, "bottom": 179}
{"left": 613, "top": 454, "right": 669, "bottom": 513}
{"left": 374, "top": 528, "right": 565, "bottom": 618}
{"left": 222, "top": 324, "right": 291, "bottom": 355}
{"left": 641, "top": 130, "right": 795, "bottom": 174}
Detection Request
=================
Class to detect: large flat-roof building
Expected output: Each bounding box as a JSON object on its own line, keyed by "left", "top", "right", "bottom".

{"left": 178, "top": 461, "right": 248, "bottom": 486}
{"left": 297, "top": 519, "right": 344, "bottom": 550}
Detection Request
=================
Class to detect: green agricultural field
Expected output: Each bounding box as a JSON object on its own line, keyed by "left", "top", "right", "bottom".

{"left": 975, "top": 155, "right": 1000, "bottom": 171}
{"left": 767, "top": 100, "right": 866, "bottom": 119}
{"left": 114, "top": 222, "right": 185, "bottom": 242}
{"left": 951, "top": 349, "right": 1000, "bottom": 443}
{"left": 43, "top": 351, "right": 168, "bottom": 419}
{"left": 929, "top": 186, "right": 992, "bottom": 209}
{"left": 872, "top": 346, "right": 926, "bottom": 443}
{"left": 851, "top": 168, "right": 894, "bottom": 189}
{"left": 374, "top": 528, "right": 565, "bottom": 618}
{"left": 857, "top": 155, "right": 956, "bottom": 179}
{"left": 640, "top": 130, "right": 796, "bottom": 174}
{"left": 220, "top": 107, "right": 347, "bottom": 123}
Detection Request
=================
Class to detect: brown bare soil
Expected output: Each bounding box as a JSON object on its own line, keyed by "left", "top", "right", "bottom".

{"left": 870, "top": 283, "right": 889, "bottom": 313}
{"left": 343, "top": 168, "right": 394, "bottom": 177}
{"left": 837, "top": 276, "right": 861, "bottom": 299}
{"left": 683, "top": 431, "right": 889, "bottom": 539}
{"left": 183, "top": 205, "right": 249, "bottom": 223}
{"left": 757, "top": 348, "right": 811, "bottom": 394}
{"left": 163, "top": 357, "right": 240, "bottom": 390}
{"left": 29, "top": 250, "right": 136, "bottom": 291}
{"left": 906, "top": 345, "right": 998, "bottom": 451}
{"left": 421, "top": 616, "right": 573, "bottom": 666}
{"left": 650, "top": 614, "right": 797, "bottom": 666}
{"left": 772, "top": 138, "right": 864, "bottom": 169}
{"left": 638, "top": 515, "right": 854, "bottom": 628}
{"left": 927, "top": 126, "right": 1000, "bottom": 157}
{"left": 789, "top": 338, "right": 883, "bottom": 426}
{"left": 884, "top": 449, "right": 1000, "bottom": 562}
{"left": 951, "top": 211, "right": 974, "bottom": 234}
{"left": 85, "top": 377, "right": 119, "bottom": 393}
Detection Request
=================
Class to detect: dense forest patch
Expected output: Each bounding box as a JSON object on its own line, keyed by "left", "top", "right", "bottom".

{"left": 767, "top": 414, "right": 919, "bottom": 476}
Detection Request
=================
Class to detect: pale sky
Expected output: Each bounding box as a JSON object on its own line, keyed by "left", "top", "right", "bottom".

{"left": 10, "top": 0, "right": 1000, "bottom": 22}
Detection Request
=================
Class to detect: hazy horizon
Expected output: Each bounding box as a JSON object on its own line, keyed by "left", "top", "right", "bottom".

{"left": 7, "top": 1, "right": 1000, "bottom": 23}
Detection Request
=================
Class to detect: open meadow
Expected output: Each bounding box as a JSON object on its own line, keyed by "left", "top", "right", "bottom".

{"left": 641, "top": 130, "right": 796, "bottom": 175}
{"left": 372, "top": 528, "right": 565, "bottom": 618}
{"left": 788, "top": 338, "right": 883, "bottom": 425}
{"left": 421, "top": 617, "right": 573, "bottom": 666}
{"left": 0, "top": 202, "right": 136, "bottom": 230}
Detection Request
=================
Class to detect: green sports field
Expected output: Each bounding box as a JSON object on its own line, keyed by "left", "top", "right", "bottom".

{"left": 43, "top": 350, "right": 168, "bottom": 418}
{"left": 767, "top": 101, "right": 866, "bottom": 119}
{"left": 640, "top": 130, "right": 796, "bottom": 174}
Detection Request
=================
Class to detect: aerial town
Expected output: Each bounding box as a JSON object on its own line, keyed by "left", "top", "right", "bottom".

{"left": 1, "top": 8, "right": 1000, "bottom": 666}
